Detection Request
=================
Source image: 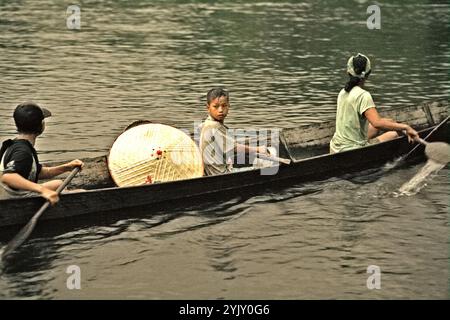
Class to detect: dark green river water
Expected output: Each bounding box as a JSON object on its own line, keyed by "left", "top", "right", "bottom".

{"left": 0, "top": 0, "right": 448, "bottom": 299}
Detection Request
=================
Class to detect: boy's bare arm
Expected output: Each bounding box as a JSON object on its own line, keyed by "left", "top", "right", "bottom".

{"left": 39, "top": 159, "right": 84, "bottom": 179}
{"left": 1, "top": 173, "right": 59, "bottom": 204}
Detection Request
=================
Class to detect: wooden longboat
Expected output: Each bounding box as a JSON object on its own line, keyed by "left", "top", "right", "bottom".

{"left": 0, "top": 101, "right": 448, "bottom": 228}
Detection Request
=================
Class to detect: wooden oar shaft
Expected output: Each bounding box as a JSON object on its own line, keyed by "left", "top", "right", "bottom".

{"left": 403, "top": 116, "right": 449, "bottom": 160}
{"left": 415, "top": 138, "right": 428, "bottom": 146}
{"left": 56, "top": 167, "right": 81, "bottom": 193}
{"left": 256, "top": 153, "right": 291, "bottom": 165}
{"left": 31, "top": 167, "right": 81, "bottom": 222}
{"left": 1, "top": 166, "right": 81, "bottom": 261}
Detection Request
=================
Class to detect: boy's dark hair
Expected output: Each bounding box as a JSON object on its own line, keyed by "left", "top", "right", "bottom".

{"left": 345, "top": 55, "right": 372, "bottom": 92}
{"left": 13, "top": 102, "right": 52, "bottom": 134}
{"left": 205, "top": 87, "right": 229, "bottom": 105}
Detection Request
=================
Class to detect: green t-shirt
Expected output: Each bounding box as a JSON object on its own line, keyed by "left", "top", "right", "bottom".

{"left": 329, "top": 86, "right": 375, "bottom": 153}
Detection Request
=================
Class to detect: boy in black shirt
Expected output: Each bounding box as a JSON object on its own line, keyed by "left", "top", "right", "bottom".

{"left": 0, "top": 102, "right": 83, "bottom": 204}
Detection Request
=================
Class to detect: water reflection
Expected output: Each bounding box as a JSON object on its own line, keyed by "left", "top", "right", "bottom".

{"left": 0, "top": 236, "right": 60, "bottom": 299}
{"left": 0, "top": 0, "right": 448, "bottom": 299}
{"left": 0, "top": 161, "right": 447, "bottom": 299}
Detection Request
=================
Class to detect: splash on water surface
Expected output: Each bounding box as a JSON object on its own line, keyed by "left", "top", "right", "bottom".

{"left": 396, "top": 160, "right": 446, "bottom": 196}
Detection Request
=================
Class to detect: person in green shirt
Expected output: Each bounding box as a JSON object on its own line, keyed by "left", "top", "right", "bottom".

{"left": 330, "top": 53, "right": 419, "bottom": 154}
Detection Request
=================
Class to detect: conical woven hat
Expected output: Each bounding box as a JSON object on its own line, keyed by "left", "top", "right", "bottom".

{"left": 108, "top": 123, "right": 204, "bottom": 187}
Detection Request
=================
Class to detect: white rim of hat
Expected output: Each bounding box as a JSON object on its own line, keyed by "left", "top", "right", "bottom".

{"left": 347, "top": 53, "right": 371, "bottom": 79}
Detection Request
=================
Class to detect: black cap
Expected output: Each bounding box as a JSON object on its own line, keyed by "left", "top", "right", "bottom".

{"left": 13, "top": 102, "right": 52, "bottom": 134}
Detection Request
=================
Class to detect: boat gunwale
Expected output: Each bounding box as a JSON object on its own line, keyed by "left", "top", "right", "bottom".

{"left": 0, "top": 121, "right": 446, "bottom": 204}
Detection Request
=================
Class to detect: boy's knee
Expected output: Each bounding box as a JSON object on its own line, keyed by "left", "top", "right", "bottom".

{"left": 43, "top": 179, "right": 64, "bottom": 191}
{"left": 388, "top": 130, "right": 399, "bottom": 138}
{"left": 377, "top": 131, "right": 399, "bottom": 142}
{"left": 53, "top": 180, "right": 64, "bottom": 189}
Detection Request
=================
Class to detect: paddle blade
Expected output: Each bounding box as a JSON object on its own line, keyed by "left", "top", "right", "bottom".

{"left": 425, "top": 142, "right": 450, "bottom": 164}
{"left": 1, "top": 167, "right": 80, "bottom": 261}
{"left": 1, "top": 215, "right": 40, "bottom": 261}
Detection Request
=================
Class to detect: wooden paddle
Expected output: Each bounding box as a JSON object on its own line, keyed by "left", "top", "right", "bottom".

{"left": 1, "top": 167, "right": 81, "bottom": 261}
{"left": 256, "top": 152, "right": 291, "bottom": 165}
{"left": 414, "top": 138, "right": 450, "bottom": 165}
{"left": 402, "top": 116, "right": 449, "bottom": 163}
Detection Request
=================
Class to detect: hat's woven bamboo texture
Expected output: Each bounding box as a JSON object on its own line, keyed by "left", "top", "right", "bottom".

{"left": 108, "top": 124, "right": 204, "bottom": 187}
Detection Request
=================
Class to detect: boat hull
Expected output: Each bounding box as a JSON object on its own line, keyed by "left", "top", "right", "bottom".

{"left": 0, "top": 120, "right": 448, "bottom": 228}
